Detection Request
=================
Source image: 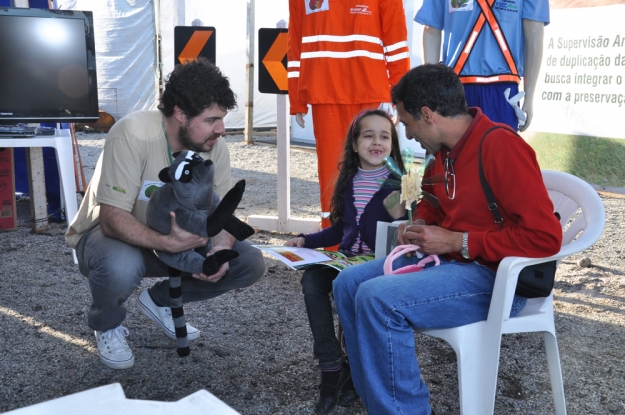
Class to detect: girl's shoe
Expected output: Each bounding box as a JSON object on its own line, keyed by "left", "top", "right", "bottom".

{"left": 313, "top": 364, "right": 351, "bottom": 414}
{"left": 337, "top": 374, "right": 359, "bottom": 406}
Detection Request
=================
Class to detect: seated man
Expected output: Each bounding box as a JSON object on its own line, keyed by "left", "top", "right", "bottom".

{"left": 332, "top": 63, "right": 562, "bottom": 415}
{"left": 65, "top": 58, "right": 265, "bottom": 369}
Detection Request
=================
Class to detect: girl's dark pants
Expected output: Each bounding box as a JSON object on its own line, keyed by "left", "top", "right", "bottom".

{"left": 300, "top": 266, "right": 345, "bottom": 369}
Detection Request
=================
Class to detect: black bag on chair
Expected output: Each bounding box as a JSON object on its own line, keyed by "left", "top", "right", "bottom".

{"left": 514, "top": 260, "right": 557, "bottom": 298}
{"left": 478, "top": 127, "right": 558, "bottom": 299}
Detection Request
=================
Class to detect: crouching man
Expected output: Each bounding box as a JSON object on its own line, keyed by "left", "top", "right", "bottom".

{"left": 65, "top": 58, "right": 265, "bottom": 369}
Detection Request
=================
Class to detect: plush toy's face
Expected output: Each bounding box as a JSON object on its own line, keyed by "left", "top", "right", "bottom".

{"left": 159, "top": 150, "right": 214, "bottom": 210}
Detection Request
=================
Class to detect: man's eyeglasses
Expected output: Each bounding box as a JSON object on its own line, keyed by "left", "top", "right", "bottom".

{"left": 444, "top": 157, "right": 456, "bottom": 200}
{"left": 409, "top": 154, "right": 452, "bottom": 207}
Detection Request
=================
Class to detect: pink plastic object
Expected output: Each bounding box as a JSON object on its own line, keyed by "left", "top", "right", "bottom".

{"left": 383, "top": 245, "right": 440, "bottom": 275}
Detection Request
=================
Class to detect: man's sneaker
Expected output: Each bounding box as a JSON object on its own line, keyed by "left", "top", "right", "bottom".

{"left": 137, "top": 289, "right": 201, "bottom": 341}
{"left": 95, "top": 326, "right": 134, "bottom": 369}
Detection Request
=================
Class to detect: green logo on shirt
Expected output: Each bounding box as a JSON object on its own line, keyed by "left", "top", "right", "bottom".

{"left": 112, "top": 186, "right": 127, "bottom": 194}
{"left": 144, "top": 185, "right": 159, "bottom": 198}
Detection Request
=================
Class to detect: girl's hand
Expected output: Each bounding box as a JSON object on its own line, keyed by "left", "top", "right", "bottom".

{"left": 285, "top": 236, "right": 305, "bottom": 247}
{"left": 384, "top": 191, "right": 407, "bottom": 219}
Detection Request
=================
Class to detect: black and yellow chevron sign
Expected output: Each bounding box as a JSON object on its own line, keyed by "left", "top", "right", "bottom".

{"left": 174, "top": 26, "right": 216, "bottom": 66}
{"left": 258, "top": 28, "right": 288, "bottom": 94}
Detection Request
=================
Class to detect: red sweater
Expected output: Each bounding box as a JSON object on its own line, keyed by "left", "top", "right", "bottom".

{"left": 417, "top": 108, "right": 562, "bottom": 270}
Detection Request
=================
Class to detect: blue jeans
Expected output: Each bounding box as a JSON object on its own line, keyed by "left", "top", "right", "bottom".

{"left": 332, "top": 255, "right": 527, "bottom": 415}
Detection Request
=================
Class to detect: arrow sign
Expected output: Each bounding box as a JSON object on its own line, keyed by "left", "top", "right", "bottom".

{"left": 258, "top": 28, "right": 288, "bottom": 94}
{"left": 174, "top": 26, "right": 216, "bottom": 66}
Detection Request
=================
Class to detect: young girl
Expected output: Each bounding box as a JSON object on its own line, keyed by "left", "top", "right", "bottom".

{"left": 285, "top": 109, "right": 407, "bottom": 414}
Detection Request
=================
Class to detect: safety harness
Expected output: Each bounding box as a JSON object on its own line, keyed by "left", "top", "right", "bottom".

{"left": 453, "top": 0, "right": 520, "bottom": 84}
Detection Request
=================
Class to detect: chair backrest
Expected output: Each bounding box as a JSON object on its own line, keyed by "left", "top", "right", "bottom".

{"left": 520, "top": 170, "right": 605, "bottom": 315}
{"left": 504, "top": 171, "right": 606, "bottom": 316}
{"left": 542, "top": 170, "right": 606, "bottom": 256}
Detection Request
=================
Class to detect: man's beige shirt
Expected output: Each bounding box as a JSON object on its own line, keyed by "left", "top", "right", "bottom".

{"left": 65, "top": 110, "right": 231, "bottom": 249}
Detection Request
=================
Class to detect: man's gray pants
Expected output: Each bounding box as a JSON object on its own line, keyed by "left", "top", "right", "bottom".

{"left": 76, "top": 225, "right": 266, "bottom": 331}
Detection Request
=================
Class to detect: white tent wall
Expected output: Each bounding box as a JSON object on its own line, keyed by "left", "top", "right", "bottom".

{"left": 403, "top": 0, "right": 426, "bottom": 156}
{"left": 54, "top": 0, "right": 285, "bottom": 127}
{"left": 54, "top": 0, "right": 425, "bottom": 156}
{"left": 55, "top": 0, "right": 159, "bottom": 122}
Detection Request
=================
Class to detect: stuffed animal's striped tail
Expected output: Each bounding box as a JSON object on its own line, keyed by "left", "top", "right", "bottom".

{"left": 168, "top": 267, "right": 190, "bottom": 357}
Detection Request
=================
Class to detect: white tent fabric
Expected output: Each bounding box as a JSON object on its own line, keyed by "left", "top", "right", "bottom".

{"left": 56, "top": 0, "right": 159, "bottom": 122}
{"left": 55, "top": 0, "right": 290, "bottom": 129}
{"left": 53, "top": 0, "right": 423, "bottom": 140}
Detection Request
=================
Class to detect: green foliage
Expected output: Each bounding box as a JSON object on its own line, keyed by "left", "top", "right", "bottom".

{"left": 527, "top": 133, "right": 625, "bottom": 188}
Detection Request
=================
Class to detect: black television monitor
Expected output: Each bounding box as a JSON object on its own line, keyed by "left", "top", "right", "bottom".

{"left": 0, "top": 8, "right": 99, "bottom": 124}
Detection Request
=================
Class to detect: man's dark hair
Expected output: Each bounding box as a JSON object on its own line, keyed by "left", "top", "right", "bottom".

{"left": 158, "top": 58, "right": 237, "bottom": 118}
{"left": 391, "top": 63, "right": 468, "bottom": 121}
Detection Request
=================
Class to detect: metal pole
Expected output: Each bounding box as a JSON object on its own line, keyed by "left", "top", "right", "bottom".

{"left": 152, "top": 0, "right": 163, "bottom": 98}
{"left": 276, "top": 19, "right": 289, "bottom": 231}
{"left": 244, "top": 0, "right": 255, "bottom": 145}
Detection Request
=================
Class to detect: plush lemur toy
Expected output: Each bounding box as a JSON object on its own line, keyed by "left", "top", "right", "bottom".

{"left": 146, "top": 150, "right": 255, "bottom": 356}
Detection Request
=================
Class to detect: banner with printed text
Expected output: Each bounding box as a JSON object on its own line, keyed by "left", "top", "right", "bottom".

{"left": 530, "top": 5, "right": 625, "bottom": 139}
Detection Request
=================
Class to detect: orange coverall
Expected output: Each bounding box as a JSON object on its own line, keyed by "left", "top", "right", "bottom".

{"left": 288, "top": 0, "right": 410, "bottom": 228}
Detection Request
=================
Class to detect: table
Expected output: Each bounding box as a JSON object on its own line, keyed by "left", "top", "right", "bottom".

{"left": 0, "top": 129, "right": 78, "bottom": 264}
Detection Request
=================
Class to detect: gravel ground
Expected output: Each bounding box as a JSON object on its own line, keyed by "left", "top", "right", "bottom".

{"left": 0, "top": 132, "right": 623, "bottom": 414}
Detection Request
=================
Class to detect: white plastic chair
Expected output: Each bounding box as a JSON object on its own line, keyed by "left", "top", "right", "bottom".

{"left": 417, "top": 170, "right": 606, "bottom": 415}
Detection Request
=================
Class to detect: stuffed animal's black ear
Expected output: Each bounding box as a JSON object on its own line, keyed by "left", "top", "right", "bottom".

{"left": 158, "top": 167, "right": 172, "bottom": 182}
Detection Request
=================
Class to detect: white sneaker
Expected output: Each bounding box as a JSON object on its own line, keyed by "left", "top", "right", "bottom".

{"left": 95, "top": 326, "right": 134, "bottom": 369}
{"left": 137, "top": 289, "right": 201, "bottom": 341}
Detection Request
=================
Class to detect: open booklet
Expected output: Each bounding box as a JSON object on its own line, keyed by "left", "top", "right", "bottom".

{"left": 252, "top": 245, "right": 374, "bottom": 271}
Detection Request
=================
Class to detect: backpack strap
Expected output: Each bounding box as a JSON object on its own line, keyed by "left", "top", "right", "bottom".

{"left": 478, "top": 126, "right": 517, "bottom": 230}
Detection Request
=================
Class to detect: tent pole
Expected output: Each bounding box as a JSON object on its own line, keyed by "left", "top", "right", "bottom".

{"left": 153, "top": 0, "right": 163, "bottom": 97}
{"left": 244, "top": 0, "right": 256, "bottom": 145}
